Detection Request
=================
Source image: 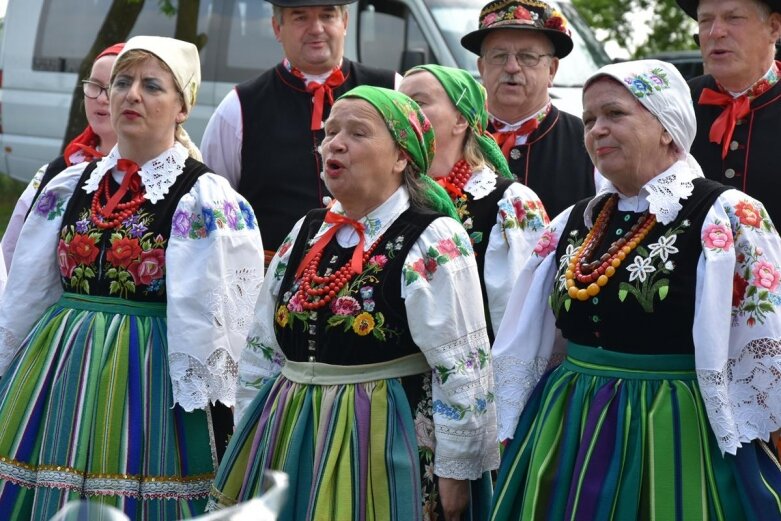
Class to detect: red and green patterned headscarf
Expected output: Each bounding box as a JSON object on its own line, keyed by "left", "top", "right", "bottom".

{"left": 407, "top": 64, "right": 514, "bottom": 180}
{"left": 339, "top": 86, "right": 458, "bottom": 220}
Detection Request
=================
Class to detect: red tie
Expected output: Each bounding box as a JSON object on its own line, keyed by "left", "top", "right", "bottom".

{"left": 290, "top": 67, "right": 347, "bottom": 131}
{"left": 493, "top": 117, "right": 539, "bottom": 159}
{"left": 295, "top": 211, "right": 366, "bottom": 278}
{"left": 698, "top": 88, "right": 750, "bottom": 159}
{"left": 102, "top": 159, "right": 141, "bottom": 217}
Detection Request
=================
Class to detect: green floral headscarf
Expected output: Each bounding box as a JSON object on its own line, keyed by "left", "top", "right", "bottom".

{"left": 406, "top": 64, "right": 514, "bottom": 180}
{"left": 338, "top": 86, "right": 458, "bottom": 220}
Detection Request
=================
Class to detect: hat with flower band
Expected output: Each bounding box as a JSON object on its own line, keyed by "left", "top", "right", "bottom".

{"left": 675, "top": 0, "right": 781, "bottom": 19}
{"left": 461, "top": 0, "right": 573, "bottom": 58}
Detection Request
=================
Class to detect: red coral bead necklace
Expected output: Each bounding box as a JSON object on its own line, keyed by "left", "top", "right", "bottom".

{"left": 436, "top": 159, "right": 472, "bottom": 199}
{"left": 296, "top": 235, "right": 384, "bottom": 311}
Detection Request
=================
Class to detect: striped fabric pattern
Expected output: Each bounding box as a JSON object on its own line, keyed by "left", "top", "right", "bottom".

{"left": 491, "top": 342, "right": 781, "bottom": 521}
{"left": 210, "top": 375, "right": 422, "bottom": 520}
{"left": 0, "top": 294, "right": 215, "bottom": 520}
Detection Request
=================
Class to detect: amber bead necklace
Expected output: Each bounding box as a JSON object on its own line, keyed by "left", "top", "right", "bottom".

{"left": 564, "top": 194, "right": 657, "bottom": 301}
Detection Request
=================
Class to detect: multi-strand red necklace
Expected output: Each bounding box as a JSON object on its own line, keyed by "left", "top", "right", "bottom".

{"left": 90, "top": 159, "right": 145, "bottom": 229}
{"left": 437, "top": 159, "right": 472, "bottom": 199}
{"left": 295, "top": 235, "right": 384, "bottom": 311}
{"left": 564, "top": 194, "right": 657, "bottom": 301}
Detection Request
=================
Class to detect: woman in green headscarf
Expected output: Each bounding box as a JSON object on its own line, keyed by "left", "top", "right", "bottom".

{"left": 208, "top": 86, "right": 499, "bottom": 521}
{"left": 401, "top": 64, "right": 549, "bottom": 338}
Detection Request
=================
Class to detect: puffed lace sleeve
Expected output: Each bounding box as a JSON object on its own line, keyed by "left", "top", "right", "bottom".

{"left": 492, "top": 206, "right": 573, "bottom": 441}
{"left": 1, "top": 163, "right": 47, "bottom": 270}
{"left": 694, "top": 189, "right": 781, "bottom": 455}
{"left": 484, "top": 181, "right": 549, "bottom": 331}
{"left": 0, "top": 165, "right": 84, "bottom": 375}
{"left": 165, "top": 173, "right": 264, "bottom": 412}
{"left": 401, "top": 216, "right": 499, "bottom": 480}
{"left": 234, "top": 218, "right": 304, "bottom": 423}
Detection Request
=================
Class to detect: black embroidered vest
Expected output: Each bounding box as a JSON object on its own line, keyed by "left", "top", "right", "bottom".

{"left": 551, "top": 178, "right": 728, "bottom": 354}
{"left": 56, "top": 159, "right": 210, "bottom": 302}
{"left": 274, "top": 206, "right": 440, "bottom": 365}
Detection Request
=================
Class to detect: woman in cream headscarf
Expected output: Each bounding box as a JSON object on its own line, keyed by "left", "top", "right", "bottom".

{"left": 491, "top": 59, "right": 781, "bottom": 520}
{"left": 400, "top": 64, "right": 548, "bottom": 338}
{"left": 210, "top": 86, "right": 498, "bottom": 521}
{"left": 0, "top": 36, "right": 264, "bottom": 519}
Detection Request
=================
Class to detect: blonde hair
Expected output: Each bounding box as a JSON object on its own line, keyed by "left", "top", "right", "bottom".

{"left": 462, "top": 132, "right": 488, "bottom": 172}
{"left": 111, "top": 50, "right": 203, "bottom": 161}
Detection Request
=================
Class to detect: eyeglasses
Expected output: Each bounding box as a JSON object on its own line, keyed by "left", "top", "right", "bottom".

{"left": 483, "top": 50, "right": 553, "bottom": 67}
{"left": 81, "top": 80, "right": 109, "bottom": 100}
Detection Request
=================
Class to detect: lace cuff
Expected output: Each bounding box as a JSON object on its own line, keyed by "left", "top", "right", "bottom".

{"left": 169, "top": 348, "right": 239, "bottom": 412}
{"left": 697, "top": 337, "right": 781, "bottom": 455}
{"left": 434, "top": 451, "right": 500, "bottom": 480}
{"left": 494, "top": 354, "right": 560, "bottom": 440}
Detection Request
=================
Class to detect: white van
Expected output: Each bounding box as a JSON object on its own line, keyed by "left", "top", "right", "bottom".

{"left": 0, "top": 0, "right": 609, "bottom": 183}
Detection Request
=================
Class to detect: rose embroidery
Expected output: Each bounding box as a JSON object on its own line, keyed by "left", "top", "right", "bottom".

{"left": 752, "top": 261, "right": 781, "bottom": 292}
{"left": 702, "top": 223, "right": 734, "bottom": 251}
{"left": 533, "top": 230, "right": 557, "bottom": 257}
{"left": 129, "top": 249, "right": 166, "bottom": 285}
{"left": 107, "top": 237, "right": 142, "bottom": 268}
{"left": 68, "top": 234, "right": 100, "bottom": 265}
{"left": 734, "top": 201, "right": 763, "bottom": 228}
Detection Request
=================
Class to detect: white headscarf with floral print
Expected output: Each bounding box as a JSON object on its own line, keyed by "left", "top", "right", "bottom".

{"left": 584, "top": 59, "right": 703, "bottom": 178}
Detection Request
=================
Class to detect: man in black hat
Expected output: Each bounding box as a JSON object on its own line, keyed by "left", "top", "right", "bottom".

{"left": 461, "top": 0, "right": 594, "bottom": 218}
{"left": 679, "top": 0, "right": 781, "bottom": 223}
{"left": 200, "top": 0, "right": 396, "bottom": 262}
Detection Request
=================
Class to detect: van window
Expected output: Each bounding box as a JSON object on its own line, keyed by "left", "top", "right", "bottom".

{"left": 358, "top": 2, "right": 431, "bottom": 72}
{"left": 221, "top": 0, "right": 281, "bottom": 82}
{"left": 34, "top": 0, "right": 212, "bottom": 73}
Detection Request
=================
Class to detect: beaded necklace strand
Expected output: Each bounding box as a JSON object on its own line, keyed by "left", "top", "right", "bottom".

{"left": 564, "top": 194, "right": 657, "bottom": 301}
{"left": 295, "top": 235, "right": 384, "bottom": 311}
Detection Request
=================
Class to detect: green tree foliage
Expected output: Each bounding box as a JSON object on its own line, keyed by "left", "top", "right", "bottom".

{"left": 572, "top": 0, "right": 698, "bottom": 58}
{"left": 63, "top": 0, "right": 206, "bottom": 148}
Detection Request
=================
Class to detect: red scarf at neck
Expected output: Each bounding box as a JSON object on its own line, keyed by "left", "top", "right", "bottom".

{"left": 290, "top": 65, "right": 347, "bottom": 131}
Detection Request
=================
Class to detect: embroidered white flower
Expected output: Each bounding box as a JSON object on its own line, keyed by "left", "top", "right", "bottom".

{"left": 558, "top": 243, "right": 578, "bottom": 290}
{"left": 627, "top": 255, "right": 655, "bottom": 282}
{"left": 648, "top": 234, "right": 679, "bottom": 261}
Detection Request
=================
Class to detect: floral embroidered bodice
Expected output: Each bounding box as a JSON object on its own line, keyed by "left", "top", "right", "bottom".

{"left": 48, "top": 159, "right": 211, "bottom": 302}
{"left": 551, "top": 178, "right": 728, "bottom": 354}
{"left": 274, "top": 207, "right": 440, "bottom": 365}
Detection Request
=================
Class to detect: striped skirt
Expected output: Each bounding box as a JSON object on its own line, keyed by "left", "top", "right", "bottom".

{"left": 209, "top": 356, "right": 491, "bottom": 520}
{"left": 0, "top": 294, "right": 215, "bottom": 520}
{"left": 491, "top": 342, "right": 781, "bottom": 521}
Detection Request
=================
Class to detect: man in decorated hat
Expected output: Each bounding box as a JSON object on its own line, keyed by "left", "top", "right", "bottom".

{"left": 200, "top": 0, "right": 397, "bottom": 263}
{"left": 679, "top": 0, "right": 781, "bottom": 223}
{"left": 461, "top": 0, "right": 594, "bottom": 217}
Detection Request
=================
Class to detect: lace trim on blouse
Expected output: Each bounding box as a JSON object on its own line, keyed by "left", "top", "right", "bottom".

{"left": 586, "top": 160, "right": 698, "bottom": 226}
{"left": 697, "top": 337, "right": 781, "bottom": 455}
{"left": 83, "top": 143, "right": 188, "bottom": 204}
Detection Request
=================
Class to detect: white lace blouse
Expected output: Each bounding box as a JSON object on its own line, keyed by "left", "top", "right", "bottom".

{"left": 0, "top": 144, "right": 265, "bottom": 412}
{"left": 492, "top": 160, "right": 781, "bottom": 455}
{"left": 236, "top": 186, "right": 500, "bottom": 480}
{"left": 464, "top": 166, "right": 548, "bottom": 332}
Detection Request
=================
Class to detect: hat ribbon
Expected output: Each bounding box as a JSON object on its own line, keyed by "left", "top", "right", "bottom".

{"left": 698, "top": 88, "right": 750, "bottom": 159}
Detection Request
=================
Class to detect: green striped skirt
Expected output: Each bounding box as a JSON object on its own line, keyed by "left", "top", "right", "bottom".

{"left": 0, "top": 294, "right": 216, "bottom": 520}
{"left": 209, "top": 356, "right": 491, "bottom": 520}
{"left": 491, "top": 342, "right": 781, "bottom": 521}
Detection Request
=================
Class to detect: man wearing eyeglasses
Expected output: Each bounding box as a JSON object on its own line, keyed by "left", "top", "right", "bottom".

{"left": 461, "top": 0, "right": 594, "bottom": 217}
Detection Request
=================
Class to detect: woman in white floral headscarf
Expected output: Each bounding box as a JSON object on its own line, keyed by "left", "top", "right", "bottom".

{"left": 490, "top": 59, "right": 781, "bottom": 520}
{"left": 0, "top": 36, "right": 264, "bottom": 519}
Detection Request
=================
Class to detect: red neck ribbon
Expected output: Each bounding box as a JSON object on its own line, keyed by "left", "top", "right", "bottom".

{"left": 698, "top": 88, "right": 750, "bottom": 159}
{"left": 295, "top": 211, "right": 366, "bottom": 278}
{"left": 102, "top": 159, "right": 141, "bottom": 217}
{"left": 492, "top": 117, "right": 539, "bottom": 159}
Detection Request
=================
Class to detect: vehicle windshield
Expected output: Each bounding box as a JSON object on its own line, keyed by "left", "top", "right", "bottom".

{"left": 424, "top": 0, "right": 610, "bottom": 87}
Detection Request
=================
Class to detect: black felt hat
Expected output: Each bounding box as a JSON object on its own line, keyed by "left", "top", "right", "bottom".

{"left": 676, "top": 0, "right": 781, "bottom": 18}
{"left": 460, "top": 0, "right": 574, "bottom": 58}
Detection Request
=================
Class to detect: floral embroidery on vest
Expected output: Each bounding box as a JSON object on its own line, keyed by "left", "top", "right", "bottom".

{"left": 617, "top": 220, "right": 688, "bottom": 312}
{"left": 58, "top": 208, "right": 166, "bottom": 296}
{"left": 275, "top": 236, "right": 406, "bottom": 341}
